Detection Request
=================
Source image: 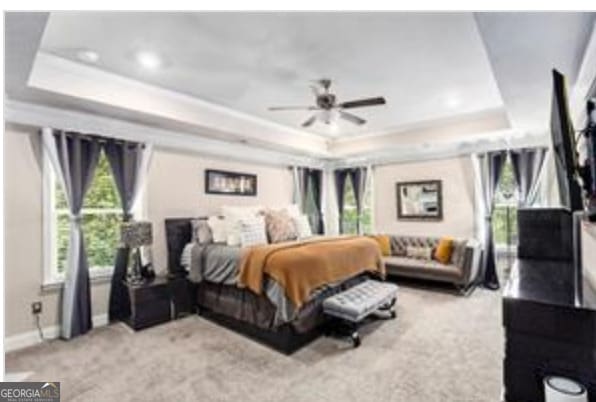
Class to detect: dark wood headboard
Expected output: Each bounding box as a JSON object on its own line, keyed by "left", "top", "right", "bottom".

{"left": 165, "top": 218, "right": 195, "bottom": 277}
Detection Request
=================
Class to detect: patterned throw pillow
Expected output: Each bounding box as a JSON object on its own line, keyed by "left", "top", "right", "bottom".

{"left": 406, "top": 246, "right": 433, "bottom": 260}
{"left": 191, "top": 219, "right": 213, "bottom": 244}
{"left": 264, "top": 209, "right": 298, "bottom": 243}
{"left": 239, "top": 216, "right": 268, "bottom": 247}
{"left": 293, "top": 215, "right": 313, "bottom": 239}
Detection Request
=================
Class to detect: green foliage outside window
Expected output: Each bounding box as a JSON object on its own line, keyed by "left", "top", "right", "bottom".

{"left": 55, "top": 153, "right": 122, "bottom": 274}
{"left": 342, "top": 177, "right": 373, "bottom": 235}
{"left": 492, "top": 159, "right": 518, "bottom": 247}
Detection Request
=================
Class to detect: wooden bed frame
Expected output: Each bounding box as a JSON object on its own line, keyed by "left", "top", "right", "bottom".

{"left": 164, "top": 218, "right": 325, "bottom": 354}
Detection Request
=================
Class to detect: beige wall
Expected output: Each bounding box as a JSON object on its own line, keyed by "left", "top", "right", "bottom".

{"left": 146, "top": 148, "right": 293, "bottom": 272}
{"left": 374, "top": 156, "right": 476, "bottom": 239}
{"left": 3, "top": 126, "right": 293, "bottom": 337}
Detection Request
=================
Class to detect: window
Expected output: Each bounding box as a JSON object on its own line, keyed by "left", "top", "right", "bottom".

{"left": 492, "top": 158, "right": 518, "bottom": 248}
{"left": 342, "top": 173, "right": 374, "bottom": 235}
{"left": 45, "top": 152, "right": 123, "bottom": 284}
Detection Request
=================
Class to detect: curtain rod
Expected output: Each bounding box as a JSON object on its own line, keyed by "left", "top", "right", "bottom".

{"left": 43, "top": 128, "right": 147, "bottom": 148}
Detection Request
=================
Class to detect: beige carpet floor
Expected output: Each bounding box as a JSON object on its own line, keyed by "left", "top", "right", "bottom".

{"left": 5, "top": 285, "right": 503, "bottom": 402}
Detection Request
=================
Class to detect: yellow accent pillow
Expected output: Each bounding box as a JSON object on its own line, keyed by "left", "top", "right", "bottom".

{"left": 434, "top": 237, "right": 454, "bottom": 264}
{"left": 371, "top": 235, "right": 391, "bottom": 256}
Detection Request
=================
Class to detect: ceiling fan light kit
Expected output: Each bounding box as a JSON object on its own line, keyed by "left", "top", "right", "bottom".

{"left": 268, "top": 78, "right": 386, "bottom": 128}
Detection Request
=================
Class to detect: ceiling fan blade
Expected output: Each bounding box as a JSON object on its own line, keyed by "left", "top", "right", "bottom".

{"left": 268, "top": 106, "right": 319, "bottom": 111}
{"left": 301, "top": 115, "right": 318, "bottom": 128}
{"left": 339, "top": 111, "right": 366, "bottom": 125}
{"left": 339, "top": 97, "right": 386, "bottom": 109}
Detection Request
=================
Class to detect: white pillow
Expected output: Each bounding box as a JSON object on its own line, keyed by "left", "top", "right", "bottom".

{"left": 284, "top": 204, "right": 301, "bottom": 219}
{"left": 207, "top": 216, "right": 227, "bottom": 243}
{"left": 239, "top": 216, "right": 268, "bottom": 247}
{"left": 293, "top": 215, "right": 313, "bottom": 239}
{"left": 221, "top": 206, "right": 263, "bottom": 246}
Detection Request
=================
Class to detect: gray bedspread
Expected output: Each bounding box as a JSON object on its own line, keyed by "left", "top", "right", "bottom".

{"left": 183, "top": 243, "right": 296, "bottom": 325}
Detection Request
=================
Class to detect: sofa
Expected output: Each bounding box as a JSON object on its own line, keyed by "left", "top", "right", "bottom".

{"left": 382, "top": 235, "right": 482, "bottom": 293}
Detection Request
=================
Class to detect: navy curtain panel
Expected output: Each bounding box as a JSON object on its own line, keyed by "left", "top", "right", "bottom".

{"left": 334, "top": 169, "right": 349, "bottom": 234}
{"left": 104, "top": 139, "right": 151, "bottom": 322}
{"left": 302, "top": 168, "right": 325, "bottom": 235}
{"left": 335, "top": 167, "right": 368, "bottom": 234}
{"left": 41, "top": 128, "right": 102, "bottom": 339}
{"left": 348, "top": 167, "right": 368, "bottom": 234}
{"left": 475, "top": 150, "right": 507, "bottom": 290}
{"left": 510, "top": 147, "right": 547, "bottom": 207}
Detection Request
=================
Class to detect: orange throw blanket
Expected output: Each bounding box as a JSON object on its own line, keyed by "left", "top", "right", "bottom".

{"left": 237, "top": 236, "right": 385, "bottom": 309}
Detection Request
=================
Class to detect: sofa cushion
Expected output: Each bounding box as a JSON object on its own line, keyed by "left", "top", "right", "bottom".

{"left": 383, "top": 256, "right": 463, "bottom": 282}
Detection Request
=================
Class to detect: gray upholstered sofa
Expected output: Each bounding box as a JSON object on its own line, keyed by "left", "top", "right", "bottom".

{"left": 383, "top": 235, "right": 482, "bottom": 293}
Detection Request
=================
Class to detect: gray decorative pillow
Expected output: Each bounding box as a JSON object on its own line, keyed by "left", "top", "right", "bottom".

{"left": 264, "top": 209, "right": 298, "bottom": 243}
{"left": 191, "top": 219, "right": 213, "bottom": 244}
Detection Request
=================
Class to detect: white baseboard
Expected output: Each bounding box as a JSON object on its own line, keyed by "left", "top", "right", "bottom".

{"left": 4, "top": 314, "right": 109, "bottom": 353}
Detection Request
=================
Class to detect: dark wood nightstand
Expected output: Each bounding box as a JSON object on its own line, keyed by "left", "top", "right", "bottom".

{"left": 123, "top": 276, "right": 193, "bottom": 331}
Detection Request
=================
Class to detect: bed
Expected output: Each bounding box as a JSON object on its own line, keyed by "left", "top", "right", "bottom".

{"left": 165, "top": 218, "right": 384, "bottom": 353}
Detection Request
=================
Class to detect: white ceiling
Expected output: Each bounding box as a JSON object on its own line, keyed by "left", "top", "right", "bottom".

{"left": 475, "top": 12, "right": 595, "bottom": 135}
{"left": 4, "top": 12, "right": 596, "bottom": 163}
{"left": 39, "top": 12, "right": 504, "bottom": 137}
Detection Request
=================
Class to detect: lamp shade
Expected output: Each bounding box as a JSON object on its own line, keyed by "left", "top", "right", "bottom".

{"left": 120, "top": 221, "right": 153, "bottom": 248}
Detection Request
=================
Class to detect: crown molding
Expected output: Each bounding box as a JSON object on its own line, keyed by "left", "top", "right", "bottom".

{"left": 4, "top": 99, "right": 325, "bottom": 168}
{"left": 329, "top": 129, "right": 548, "bottom": 168}
{"left": 6, "top": 99, "right": 548, "bottom": 171}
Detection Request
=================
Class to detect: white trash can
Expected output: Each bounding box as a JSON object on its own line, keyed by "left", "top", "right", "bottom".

{"left": 544, "top": 376, "right": 588, "bottom": 402}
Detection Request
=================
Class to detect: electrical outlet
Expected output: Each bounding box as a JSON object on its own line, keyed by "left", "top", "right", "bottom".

{"left": 31, "top": 301, "right": 42, "bottom": 315}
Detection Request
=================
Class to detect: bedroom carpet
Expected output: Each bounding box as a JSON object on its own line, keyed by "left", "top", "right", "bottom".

{"left": 5, "top": 285, "right": 503, "bottom": 402}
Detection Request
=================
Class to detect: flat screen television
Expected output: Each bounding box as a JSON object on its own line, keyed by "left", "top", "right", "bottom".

{"left": 550, "top": 69, "right": 583, "bottom": 211}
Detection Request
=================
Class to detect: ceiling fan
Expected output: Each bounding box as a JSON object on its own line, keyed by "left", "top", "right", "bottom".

{"left": 268, "top": 79, "right": 387, "bottom": 128}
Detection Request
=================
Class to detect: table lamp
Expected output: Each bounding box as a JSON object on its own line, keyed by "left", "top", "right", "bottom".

{"left": 120, "top": 221, "right": 153, "bottom": 285}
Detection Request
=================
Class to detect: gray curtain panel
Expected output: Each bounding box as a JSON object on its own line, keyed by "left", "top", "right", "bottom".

{"left": 334, "top": 169, "right": 349, "bottom": 234}
{"left": 292, "top": 166, "right": 307, "bottom": 211}
{"left": 349, "top": 167, "right": 368, "bottom": 234}
{"left": 104, "top": 139, "right": 153, "bottom": 322}
{"left": 475, "top": 150, "right": 507, "bottom": 290}
{"left": 41, "top": 128, "right": 102, "bottom": 339}
{"left": 510, "top": 147, "right": 547, "bottom": 207}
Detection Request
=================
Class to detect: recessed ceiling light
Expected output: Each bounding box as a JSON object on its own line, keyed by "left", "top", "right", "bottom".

{"left": 76, "top": 49, "right": 99, "bottom": 64}
{"left": 445, "top": 94, "right": 461, "bottom": 109}
{"left": 136, "top": 51, "right": 162, "bottom": 70}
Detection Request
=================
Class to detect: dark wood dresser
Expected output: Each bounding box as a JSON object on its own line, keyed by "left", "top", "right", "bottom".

{"left": 503, "top": 208, "right": 596, "bottom": 401}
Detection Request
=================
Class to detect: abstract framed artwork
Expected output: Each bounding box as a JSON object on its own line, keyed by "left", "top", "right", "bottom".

{"left": 396, "top": 180, "right": 443, "bottom": 221}
{"left": 205, "top": 169, "right": 257, "bottom": 196}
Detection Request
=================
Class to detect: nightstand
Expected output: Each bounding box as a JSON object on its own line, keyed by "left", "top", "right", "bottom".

{"left": 123, "top": 276, "right": 193, "bottom": 330}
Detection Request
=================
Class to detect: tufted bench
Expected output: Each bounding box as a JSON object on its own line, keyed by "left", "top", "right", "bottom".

{"left": 323, "top": 280, "right": 398, "bottom": 347}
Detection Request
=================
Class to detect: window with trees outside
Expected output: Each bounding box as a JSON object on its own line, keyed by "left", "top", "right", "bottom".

{"left": 492, "top": 158, "right": 518, "bottom": 251}
{"left": 342, "top": 176, "right": 373, "bottom": 235}
{"left": 46, "top": 152, "right": 123, "bottom": 284}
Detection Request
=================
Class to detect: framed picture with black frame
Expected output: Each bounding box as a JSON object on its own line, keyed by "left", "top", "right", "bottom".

{"left": 396, "top": 180, "right": 443, "bottom": 221}
{"left": 205, "top": 169, "right": 257, "bottom": 196}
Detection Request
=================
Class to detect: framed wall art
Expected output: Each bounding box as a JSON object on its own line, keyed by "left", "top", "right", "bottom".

{"left": 205, "top": 169, "right": 257, "bottom": 196}
{"left": 396, "top": 180, "right": 443, "bottom": 221}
